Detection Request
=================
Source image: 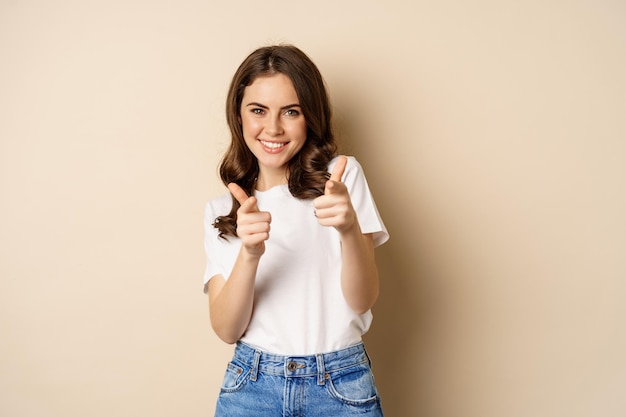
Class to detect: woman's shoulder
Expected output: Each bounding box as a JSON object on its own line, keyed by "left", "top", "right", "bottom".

{"left": 204, "top": 192, "right": 232, "bottom": 218}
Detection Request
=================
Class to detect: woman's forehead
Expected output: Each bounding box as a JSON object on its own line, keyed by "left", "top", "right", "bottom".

{"left": 242, "top": 74, "right": 299, "bottom": 106}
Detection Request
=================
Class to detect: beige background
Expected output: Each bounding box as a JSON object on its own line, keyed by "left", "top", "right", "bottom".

{"left": 1, "top": 1, "right": 625, "bottom": 416}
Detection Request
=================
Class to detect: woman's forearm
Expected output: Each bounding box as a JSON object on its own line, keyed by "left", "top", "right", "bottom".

{"left": 208, "top": 248, "right": 260, "bottom": 344}
{"left": 339, "top": 228, "right": 379, "bottom": 314}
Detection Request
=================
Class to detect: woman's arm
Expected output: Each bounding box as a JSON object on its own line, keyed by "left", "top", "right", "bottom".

{"left": 314, "top": 156, "right": 380, "bottom": 314}
{"left": 208, "top": 184, "right": 271, "bottom": 344}
{"left": 207, "top": 248, "right": 260, "bottom": 344}
{"left": 337, "top": 229, "right": 379, "bottom": 314}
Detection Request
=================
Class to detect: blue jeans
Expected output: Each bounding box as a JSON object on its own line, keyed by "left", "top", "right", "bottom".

{"left": 214, "top": 341, "right": 384, "bottom": 416}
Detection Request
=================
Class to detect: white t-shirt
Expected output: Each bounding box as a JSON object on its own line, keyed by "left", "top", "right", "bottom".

{"left": 203, "top": 156, "right": 389, "bottom": 355}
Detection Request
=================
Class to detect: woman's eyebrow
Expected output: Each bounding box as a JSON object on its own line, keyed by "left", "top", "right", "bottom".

{"left": 245, "top": 102, "right": 301, "bottom": 110}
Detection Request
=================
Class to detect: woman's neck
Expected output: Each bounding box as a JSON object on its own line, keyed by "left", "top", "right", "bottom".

{"left": 255, "top": 168, "right": 289, "bottom": 191}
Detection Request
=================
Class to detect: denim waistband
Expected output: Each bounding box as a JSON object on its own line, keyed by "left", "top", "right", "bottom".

{"left": 233, "top": 341, "right": 370, "bottom": 385}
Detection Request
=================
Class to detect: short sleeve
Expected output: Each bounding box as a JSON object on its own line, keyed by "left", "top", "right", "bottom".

{"left": 202, "top": 194, "right": 233, "bottom": 293}
{"left": 329, "top": 156, "right": 389, "bottom": 247}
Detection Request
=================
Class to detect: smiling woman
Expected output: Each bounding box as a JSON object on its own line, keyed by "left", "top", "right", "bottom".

{"left": 203, "top": 45, "right": 389, "bottom": 416}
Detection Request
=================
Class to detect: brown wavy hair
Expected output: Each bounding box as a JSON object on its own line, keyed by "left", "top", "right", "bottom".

{"left": 214, "top": 45, "right": 338, "bottom": 238}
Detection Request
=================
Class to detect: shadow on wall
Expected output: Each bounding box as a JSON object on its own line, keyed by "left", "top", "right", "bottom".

{"left": 336, "top": 115, "right": 444, "bottom": 417}
{"left": 365, "top": 221, "right": 439, "bottom": 417}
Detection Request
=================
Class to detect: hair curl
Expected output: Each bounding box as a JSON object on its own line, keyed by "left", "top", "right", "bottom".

{"left": 214, "top": 45, "right": 337, "bottom": 238}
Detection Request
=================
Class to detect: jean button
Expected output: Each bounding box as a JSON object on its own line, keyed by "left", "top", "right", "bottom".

{"left": 287, "top": 361, "right": 297, "bottom": 372}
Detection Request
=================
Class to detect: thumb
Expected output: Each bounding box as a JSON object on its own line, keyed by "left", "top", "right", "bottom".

{"left": 329, "top": 156, "right": 348, "bottom": 183}
{"left": 325, "top": 156, "right": 347, "bottom": 195}
{"left": 228, "top": 183, "right": 252, "bottom": 206}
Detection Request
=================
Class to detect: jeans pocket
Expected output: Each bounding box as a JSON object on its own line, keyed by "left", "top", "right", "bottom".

{"left": 220, "top": 362, "right": 250, "bottom": 393}
{"left": 325, "top": 363, "right": 380, "bottom": 406}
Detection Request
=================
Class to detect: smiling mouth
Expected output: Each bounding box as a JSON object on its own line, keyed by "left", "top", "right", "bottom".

{"left": 259, "top": 140, "right": 287, "bottom": 150}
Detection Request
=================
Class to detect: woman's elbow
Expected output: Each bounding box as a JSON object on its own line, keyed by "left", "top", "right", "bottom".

{"left": 211, "top": 323, "right": 241, "bottom": 345}
{"left": 348, "top": 290, "right": 379, "bottom": 315}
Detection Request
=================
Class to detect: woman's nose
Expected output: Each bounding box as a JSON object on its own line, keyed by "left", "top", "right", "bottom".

{"left": 265, "top": 116, "right": 283, "bottom": 136}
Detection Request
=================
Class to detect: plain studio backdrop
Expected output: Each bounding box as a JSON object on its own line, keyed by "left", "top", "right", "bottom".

{"left": 1, "top": 1, "right": 625, "bottom": 416}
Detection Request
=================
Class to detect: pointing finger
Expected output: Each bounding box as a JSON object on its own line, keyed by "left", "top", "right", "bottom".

{"left": 330, "top": 156, "right": 347, "bottom": 183}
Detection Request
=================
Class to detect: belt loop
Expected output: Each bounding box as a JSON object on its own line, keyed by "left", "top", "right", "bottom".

{"left": 250, "top": 349, "right": 261, "bottom": 382}
{"left": 316, "top": 354, "right": 326, "bottom": 386}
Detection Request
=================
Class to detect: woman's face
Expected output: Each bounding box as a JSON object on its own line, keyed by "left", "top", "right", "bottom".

{"left": 240, "top": 73, "right": 307, "bottom": 187}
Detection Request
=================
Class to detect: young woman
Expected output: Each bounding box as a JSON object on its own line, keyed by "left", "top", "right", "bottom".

{"left": 203, "top": 44, "right": 389, "bottom": 416}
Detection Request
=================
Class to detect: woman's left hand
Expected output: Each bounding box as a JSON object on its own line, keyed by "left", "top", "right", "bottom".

{"left": 313, "top": 156, "right": 357, "bottom": 233}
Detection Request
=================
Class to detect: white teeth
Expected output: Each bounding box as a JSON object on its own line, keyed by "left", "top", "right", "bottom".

{"left": 260, "top": 140, "right": 286, "bottom": 149}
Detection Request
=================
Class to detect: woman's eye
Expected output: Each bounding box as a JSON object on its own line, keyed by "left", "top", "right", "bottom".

{"left": 285, "top": 109, "right": 300, "bottom": 117}
{"left": 251, "top": 108, "right": 265, "bottom": 115}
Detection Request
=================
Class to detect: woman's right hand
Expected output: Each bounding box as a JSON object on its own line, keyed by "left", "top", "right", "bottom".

{"left": 228, "top": 183, "right": 271, "bottom": 257}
